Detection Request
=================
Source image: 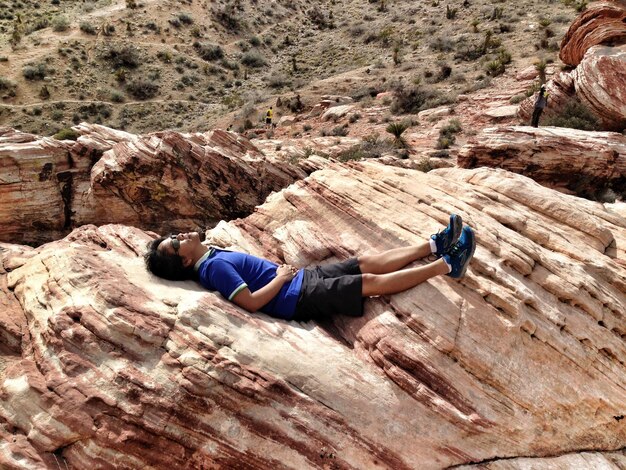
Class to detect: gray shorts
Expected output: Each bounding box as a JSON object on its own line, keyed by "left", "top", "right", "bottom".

{"left": 293, "top": 258, "right": 364, "bottom": 321}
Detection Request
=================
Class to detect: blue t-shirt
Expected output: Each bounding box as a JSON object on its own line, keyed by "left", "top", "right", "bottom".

{"left": 196, "top": 249, "right": 304, "bottom": 319}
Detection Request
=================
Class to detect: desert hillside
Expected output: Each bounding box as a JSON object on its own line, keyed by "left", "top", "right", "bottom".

{"left": 1, "top": 0, "right": 580, "bottom": 135}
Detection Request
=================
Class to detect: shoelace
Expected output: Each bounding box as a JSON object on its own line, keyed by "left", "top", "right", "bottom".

{"left": 447, "top": 241, "right": 463, "bottom": 258}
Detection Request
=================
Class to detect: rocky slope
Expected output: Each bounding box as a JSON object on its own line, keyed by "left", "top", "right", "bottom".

{"left": 0, "top": 124, "right": 326, "bottom": 245}
{"left": 1, "top": 162, "right": 625, "bottom": 469}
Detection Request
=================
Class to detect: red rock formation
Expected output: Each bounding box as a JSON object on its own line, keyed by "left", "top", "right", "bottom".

{"left": 457, "top": 126, "right": 626, "bottom": 198}
{"left": 560, "top": 1, "right": 626, "bottom": 66}
{"left": 517, "top": 71, "right": 577, "bottom": 123}
{"left": 0, "top": 125, "right": 325, "bottom": 245}
{"left": 522, "top": 3, "right": 626, "bottom": 131}
{"left": 575, "top": 44, "right": 626, "bottom": 131}
{"left": 1, "top": 163, "right": 625, "bottom": 468}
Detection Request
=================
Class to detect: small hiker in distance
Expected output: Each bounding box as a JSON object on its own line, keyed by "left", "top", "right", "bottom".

{"left": 531, "top": 84, "right": 549, "bottom": 128}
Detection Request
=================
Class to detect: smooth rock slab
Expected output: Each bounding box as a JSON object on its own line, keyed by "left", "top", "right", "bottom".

{"left": 1, "top": 163, "right": 625, "bottom": 469}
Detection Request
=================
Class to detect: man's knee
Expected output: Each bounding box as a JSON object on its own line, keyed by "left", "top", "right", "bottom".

{"left": 361, "top": 273, "right": 378, "bottom": 296}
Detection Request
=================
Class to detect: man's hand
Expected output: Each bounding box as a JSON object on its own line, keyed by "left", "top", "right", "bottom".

{"left": 276, "top": 264, "right": 297, "bottom": 281}
{"left": 231, "top": 264, "right": 299, "bottom": 313}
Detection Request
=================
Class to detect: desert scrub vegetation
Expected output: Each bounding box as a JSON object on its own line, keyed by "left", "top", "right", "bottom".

{"left": 436, "top": 119, "right": 462, "bottom": 149}
{"left": 22, "top": 63, "right": 48, "bottom": 80}
{"left": 126, "top": 79, "right": 159, "bottom": 100}
{"left": 79, "top": 21, "right": 97, "bottom": 35}
{"left": 214, "top": 4, "right": 244, "bottom": 31}
{"left": 390, "top": 81, "right": 453, "bottom": 115}
{"left": 307, "top": 6, "right": 335, "bottom": 29}
{"left": 485, "top": 48, "right": 512, "bottom": 76}
{"left": 100, "top": 44, "right": 140, "bottom": 69}
{"left": 193, "top": 42, "right": 224, "bottom": 61}
{"left": 110, "top": 89, "right": 125, "bottom": 102}
{"left": 0, "top": 77, "right": 17, "bottom": 96}
{"left": 53, "top": 128, "right": 80, "bottom": 140}
{"left": 543, "top": 101, "right": 600, "bottom": 131}
{"left": 336, "top": 134, "right": 395, "bottom": 161}
{"left": 240, "top": 50, "right": 266, "bottom": 68}
{"left": 386, "top": 121, "right": 410, "bottom": 148}
{"left": 51, "top": 15, "right": 70, "bottom": 32}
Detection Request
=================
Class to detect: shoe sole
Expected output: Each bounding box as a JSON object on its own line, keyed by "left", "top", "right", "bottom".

{"left": 456, "top": 227, "right": 476, "bottom": 278}
{"left": 450, "top": 214, "right": 462, "bottom": 245}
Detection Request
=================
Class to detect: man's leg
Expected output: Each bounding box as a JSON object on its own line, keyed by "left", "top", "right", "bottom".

{"left": 361, "top": 225, "right": 475, "bottom": 296}
{"left": 357, "top": 243, "right": 431, "bottom": 274}
{"left": 361, "top": 259, "right": 449, "bottom": 296}
{"left": 358, "top": 214, "right": 462, "bottom": 274}
{"left": 531, "top": 108, "right": 540, "bottom": 127}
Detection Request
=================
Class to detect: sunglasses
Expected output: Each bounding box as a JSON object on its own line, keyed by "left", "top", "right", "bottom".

{"left": 169, "top": 234, "right": 181, "bottom": 254}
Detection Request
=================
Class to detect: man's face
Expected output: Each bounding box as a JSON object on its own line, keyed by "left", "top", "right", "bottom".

{"left": 158, "top": 232, "right": 202, "bottom": 258}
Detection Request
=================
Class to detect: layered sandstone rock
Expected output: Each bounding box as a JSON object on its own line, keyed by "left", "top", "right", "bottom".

{"left": 457, "top": 126, "right": 626, "bottom": 199}
{"left": 560, "top": 1, "right": 626, "bottom": 66}
{"left": 575, "top": 44, "right": 626, "bottom": 131}
{"left": 519, "top": 3, "right": 626, "bottom": 131}
{"left": 457, "top": 450, "right": 626, "bottom": 469}
{"left": 2, "top": 163, "right": 625, "bottom": 469}
{"left": 0, "top": 125, "right": 324, "bottom": 245}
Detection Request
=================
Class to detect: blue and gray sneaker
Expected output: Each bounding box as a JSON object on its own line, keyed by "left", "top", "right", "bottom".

{"left": 431, "top": 214, "right": 463, "bottom": 257}
{"left": 443, "top": 226, "right": 476, "bottom": 278}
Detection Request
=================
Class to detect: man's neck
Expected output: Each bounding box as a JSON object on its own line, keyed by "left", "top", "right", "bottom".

{"left": 190, "top": 244, "right": 210, "bottom": 266}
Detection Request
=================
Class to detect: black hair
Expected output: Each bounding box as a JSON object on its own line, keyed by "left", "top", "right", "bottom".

{"left": 144, "top": 236, "right": 196, "bottom": 281}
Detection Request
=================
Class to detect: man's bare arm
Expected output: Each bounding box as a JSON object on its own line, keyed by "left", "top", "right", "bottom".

{"left": 231, "top": 265, "right": 297, "bottom": 312}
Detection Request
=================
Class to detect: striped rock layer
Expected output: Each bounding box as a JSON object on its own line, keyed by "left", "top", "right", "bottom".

{"left": 1, "top": 162, "right": 625, "bottom": 469}
{"left": 559, "top": 1, "right": 626, "bottom": 66}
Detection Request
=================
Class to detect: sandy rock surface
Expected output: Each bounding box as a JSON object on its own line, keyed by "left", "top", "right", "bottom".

{"left": 2, "top": 162, "right": 625, "bottom": 469}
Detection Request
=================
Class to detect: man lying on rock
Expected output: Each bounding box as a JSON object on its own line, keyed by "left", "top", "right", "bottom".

{"left": 144, "top": 215, "right": 475, "bottom": 322}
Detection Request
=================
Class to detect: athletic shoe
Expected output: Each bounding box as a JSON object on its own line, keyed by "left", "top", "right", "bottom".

{"left": 431, "top": 214, "right": 463, "bottom": 257}
{"left": 443, "top": 226, "right": 476, "bottom": 278}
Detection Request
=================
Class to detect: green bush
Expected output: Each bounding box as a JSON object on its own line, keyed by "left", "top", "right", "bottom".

{"left": 51, "top": 15, "right": 70, "bottom": 32}
{"left": 390, "top": 82, "right": 453, "bottom": 115}
{"left": 100, "top": 45, "right": 140, "bottom": 69}
{"left": 336, "top": 134, "right": 395, "bottom": 161}
{"left": 214, "top": 5, "right": 243, "bottom": 31}
{"left": 543, "top": 101, "right": 600, "bottom": 131}
{"left": 178, "top": 12, "right": 193, "bottom": 25}
{"left": 0, "top": 76, "right": 16, "bottom": 95}
{"left": 53, "top": 128, "right": 80, "bottom": 140}
{"left": 386, "top": 121, "right": 409, "bottom": 147}
{"left": 80, "top": 21, "right": 97, "bottom": 35}
{"left": 126, "top": 79, "right": 159, "bottom": 99}
{"left": 110, "top": 89, "right": 125, "bottom": 102}
{"left": 241, "top": 50, "right": 267, "bottom": 68}
{"left": 331, "top": 124, "right": 349, "bottom": 136}
{"left": 193, "top": 42, "right": 224, "bottom": 61}
{"left": 27, "top": 17, "right": 49, "bottom": 33}
{"left": 22, "top": 63, "right": 47, "bottom": 80}
{"left": 436, "top": 119, "right": 462, "bottom": 149}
